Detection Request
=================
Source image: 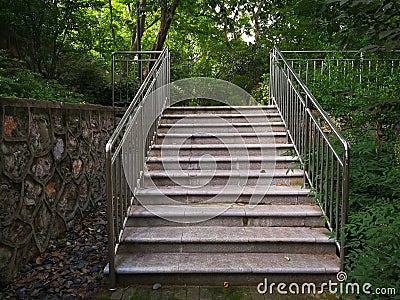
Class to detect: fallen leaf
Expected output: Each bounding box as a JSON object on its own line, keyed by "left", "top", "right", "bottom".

{"left": 35, "top": 257, "right": 41, "bottom": 265}
{"left": 52, "top": 251, "right": 61, "bottom": 257}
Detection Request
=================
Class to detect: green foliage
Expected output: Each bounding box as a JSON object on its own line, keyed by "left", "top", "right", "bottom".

{"left": 344, "top": 198, "right": 400, "bottom": 299}
{"left": 0, "top": 52, "right": 86, "bottom": 103}
{"left": 301, "top": 54, "right": 400, "bottom": 297}
{"left": 307, "top": 56, "right": 400, "bottom": 152}
{"left": 251, "top": 74, "right": 270, "bottom": 105}
{"left": 56, "top": 53, "right": 111, "bottom": 105}
{"left": 348, "top": 139, "right": 400, "bottom": 211}
{"left": 322, "top": 0, "right": 400, "bottom": 50}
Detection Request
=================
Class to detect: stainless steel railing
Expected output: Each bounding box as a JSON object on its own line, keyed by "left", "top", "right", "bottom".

{"left": 280, "top": 50, "right": 400, "bottom": 88}
{"left": 270, "top": 47, "right": 350, "bottom": 269}
{"left": 106, "top": 48, "right": 170, "bottom": 288}
{"left": 112, "top": 51, "right": 164, "bottom": 107}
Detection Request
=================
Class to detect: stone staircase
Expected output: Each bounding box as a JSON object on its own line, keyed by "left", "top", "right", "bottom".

{"left": 108, "top": 105, "right": 340, "bottom": 286}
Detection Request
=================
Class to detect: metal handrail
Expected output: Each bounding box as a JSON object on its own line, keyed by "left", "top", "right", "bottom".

{"left": 281, "top": 50, "right": 400, "bottom": 86}
{"left": 106, "top": 48, "right": 170, "bottom": 289}
{"left": 270, "top": 47, "right": 350, "bottom": 269}
{"left": 112, "top": 50, "right": 164, "bottom": 107}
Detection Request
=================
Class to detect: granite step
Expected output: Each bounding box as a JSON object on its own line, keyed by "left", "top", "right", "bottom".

{"left": 158, "top": 122, "right": 287, "bottom": 133}
{"left": 155, "top": 132, "right": 288, "bottom": 145}
{"left": 160, "top": 113, "right": 283, "bottom": 124}
{"left": 126, "top": 204, "right": 324, "bottom": 227}
{"left": 146, "top": 155, "right": 299, "bottom": 171}
{"left": 134, "top": 185, "right": 312, "bottom": 205}
{"left": 117, "top": 226, "right": 336, "bottom": 254}
{"left": 105, "top": 252, "right": 340, "bottom": 285}
{"left": 143, "top": 169, "right": 304, "bottom": 187}
{"left": 148, "top": 143, "right": 294, "bottom": 157}
{"left": 164, "top": 105, "right": 278, "bottom": 115}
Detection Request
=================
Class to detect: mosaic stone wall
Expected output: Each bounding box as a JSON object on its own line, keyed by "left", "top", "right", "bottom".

{"left": 0, "top": 97, "right": 116, "bottom": 284}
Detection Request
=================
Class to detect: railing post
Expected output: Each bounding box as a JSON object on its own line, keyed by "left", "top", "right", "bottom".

{"left": 303, "top": 95, "right": 310, "bottom": 187}
{"left": 105, "top": 148, "right": 116, "bottom": 290}
{"left": 269, "top": 49, "right": 273, "bottom": 105}
{"left": 340, "top": 143, "right": 350, "bottom": 271}
{"left": 112, "top": 53, "right": 115, "bottom": 109}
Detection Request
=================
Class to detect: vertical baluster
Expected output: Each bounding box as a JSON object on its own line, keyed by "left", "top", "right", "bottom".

{"left": 335, "top": 161, "right": 341, "bottom": 238}
{"left": 106, "top": 151, "right": 115, "bottom": 289}
{"left": 120, "top": 149, "right": 124, "bottom": 226}
{"left": 315, "top": 128, "right": 320, "bottom": 197}
{"left": 329, "top": 150, "right": 334, "bottom": 229}
{"left": 124, "top": 155, "right": 129, "bottom": 211}
{"left": 119, "top": 60, "right": 122, "bottom": 104}
{"left": 368, "top": 60, "right": 371, "bottom": 83}
{"left": 305, "top": 61, "right": 309, "bottom": 84}
{"left": 140, "top": 106, "right": 144, "bottom": 184}
{"left": 324, "top": 141, "right": 329, "bottom": 213}
{"left": 298, "top": 61, "right": 302, "bottom": 79}
{"left": 115, "top": 155, "right": 120, "bottom": 242}
{"left": 313, "top": 60, "right": 316, "bottom": 82}
{"left": 310, "top": 122, "right": 316, "bottom": 189}
{"left": 321, "top": 60, "right": 324, "bottom": 79}
{"left": 319, "top": 132, "right": 324, "bottom": 206}
{"left": 335, "top": 59, "right": 339, "bottom": 83}
{"left": 126, "top": 59, "right": 129, "bottom": 103}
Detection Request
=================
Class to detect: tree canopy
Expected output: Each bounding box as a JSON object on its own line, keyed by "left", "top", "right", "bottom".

{"left": 1, "top": 0, "right": 399, "bottom": 94}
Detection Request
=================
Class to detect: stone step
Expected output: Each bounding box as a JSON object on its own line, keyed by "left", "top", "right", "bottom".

{"left": 105, "top": 252, "right": 340, "bottom": 285}
{"left": 158, "top": 122, "right": 287, "bottom": 134}
{"left": 155, "top": 132, "right": 288, "bottom": 145}
{"left": 126, "top": 204, "right": 324, "bottom": 227}
{"left": 148, "top": 143, "right": 294, "bottom": 157}
{"left": 160, "top": 113, "right": 283, "bottom": 124}
{"left": 143, "top": 169, "right": 304, "bottom": 187}
{"left": 146, "top": 155, "right": 299, "bottom": 171}
{"left": 118, "top": 226, "right": 336, "bottom": 254}
{"left": 164, "top": 105, "right": 278, "bottom": 115}
{"left": 135, "top": 185, "right": 312, "bottom": 205}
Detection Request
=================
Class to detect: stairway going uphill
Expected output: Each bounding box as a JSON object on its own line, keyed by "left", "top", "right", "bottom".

{"left": 108, "top": 104, "right": 340, "bottom": 286}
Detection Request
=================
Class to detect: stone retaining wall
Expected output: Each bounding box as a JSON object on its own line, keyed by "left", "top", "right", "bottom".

{"left": 0, "top": 97, "right": 116, "bottom": 284}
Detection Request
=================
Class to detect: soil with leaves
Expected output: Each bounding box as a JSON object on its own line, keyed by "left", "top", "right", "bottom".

{"left": 0, "top": 203, "right": 108, "bottom": 299}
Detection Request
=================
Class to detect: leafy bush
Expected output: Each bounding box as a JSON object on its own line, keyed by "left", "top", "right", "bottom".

{"left": 0, "top": 52, "right": 87, "bottom": 103}
{"left": 251, "top": 74, "right": 270, "bottom": 105}
{"left": 303, "top": 57, "right": 400, "bottom": 299}
{"left": 56, "top": 53, "right": 112, "bottom": 105}
{"left": 345, "top": 198, "right": 400, "bottom": 299}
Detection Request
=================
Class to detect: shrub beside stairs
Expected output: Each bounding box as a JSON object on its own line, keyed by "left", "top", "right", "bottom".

{"left": 105, "top": 105, "right": 340, "bottom": 286}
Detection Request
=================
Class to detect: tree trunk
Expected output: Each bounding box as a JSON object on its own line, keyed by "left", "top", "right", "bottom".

{"left": 131, "top": 0, "right": 146, "bottom": 51}
{"left": 141, "top": 0, "right": 179, "bottom": 76}
{"left": 151, "top": 0, "right": 180, "bottom": 52}
{"left": 108, "top": 0, "right": 117, "bottom": 50}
